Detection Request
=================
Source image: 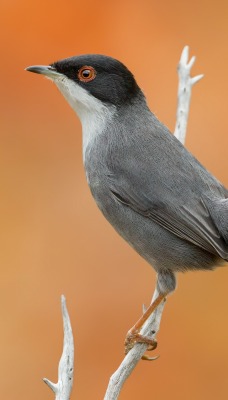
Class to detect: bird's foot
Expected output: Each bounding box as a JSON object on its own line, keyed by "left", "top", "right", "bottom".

{"left": 124, "top": 328, "right": 158, "bottom": 361}
{"left": 124, "top": 293, "right": 166, "bottom": 360}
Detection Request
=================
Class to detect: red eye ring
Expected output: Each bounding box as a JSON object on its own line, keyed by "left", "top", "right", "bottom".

{"left": 78, "top": 66, "right": 96, "bottom": 82}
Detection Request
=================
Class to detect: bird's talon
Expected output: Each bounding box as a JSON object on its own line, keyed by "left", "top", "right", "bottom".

{"left": 141, "top": 354, "right": 160, "bottom": 361}
{"left": 125, "top": 330, "right": 157, "bottom": 355}
{"left": 147, "top": 340, "right": 157, "bottom": 351}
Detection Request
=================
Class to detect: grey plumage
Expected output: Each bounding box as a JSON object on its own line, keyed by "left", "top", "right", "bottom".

{"left": 84, "top": 94, "right": 228, "bottom": 293}
{"left": 26, "top": 54, "right": 228, "bottom": 297}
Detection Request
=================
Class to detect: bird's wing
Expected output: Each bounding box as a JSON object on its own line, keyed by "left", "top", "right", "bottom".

{"left": 110, "top": 184, "right": 228, "bottom": 258}
{"left": 106, "top": 143, "right": 228, "bottom": 259}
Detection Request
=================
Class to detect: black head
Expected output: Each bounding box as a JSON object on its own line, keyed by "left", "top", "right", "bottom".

{"left": 51, "top": 54, "right": 142, "bottom": 107}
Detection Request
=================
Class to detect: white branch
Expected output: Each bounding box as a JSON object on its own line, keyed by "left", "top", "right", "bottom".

{"left": 104, "top": 45, "right": 203, "bottom": 400}
{"left": 104, "top": 288, "right": 165, "bottom": 399}
{"left": 174, "top": 45, "right": 203, "bottom": 144}
{"left": 43, "top": 295, "right": 74, "bottom": 400}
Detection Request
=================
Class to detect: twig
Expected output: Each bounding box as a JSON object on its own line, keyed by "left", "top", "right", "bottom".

{"left": 104, "top": 45, "right": 203, "bottom": 400}
{"left": 43, "top": 295, "right": 74, "bottom": 400}
{"left": 174, "top": 45, "right": 204, "bottom": 144}
{"left": 104, "top": 288, "right": 164, "bottom": 399}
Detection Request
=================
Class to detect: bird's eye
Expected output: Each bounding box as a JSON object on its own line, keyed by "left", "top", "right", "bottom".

{"left": 78, "top": 66, "right": 96, "bottom": 82}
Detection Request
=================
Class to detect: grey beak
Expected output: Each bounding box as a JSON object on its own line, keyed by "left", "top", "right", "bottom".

{"left": 25, "top": 65, "right": 62, "bottom": 78}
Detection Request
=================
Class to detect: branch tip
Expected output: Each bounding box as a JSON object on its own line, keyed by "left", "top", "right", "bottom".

{"left": 180, "top": 45, "right": 189, "bottom": 64}
{"left": 191, "top": 74, "right": 204, "bottom": 85}
{"left": 43, "top": 378, "right": 58, "bottom": 393}
{"left": 188, "top": 55, "right": 196, "bottom": 69}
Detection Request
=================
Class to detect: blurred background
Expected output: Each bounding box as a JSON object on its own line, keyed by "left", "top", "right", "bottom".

{"left": 1, "top": 0, "right": 228, "bottom": 399}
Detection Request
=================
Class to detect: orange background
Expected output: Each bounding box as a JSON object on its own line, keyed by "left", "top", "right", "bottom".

{"left": 1, "top": 1, "right": 228, "bottom": 399}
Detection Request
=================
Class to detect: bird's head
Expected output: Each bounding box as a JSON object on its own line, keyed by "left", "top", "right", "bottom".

{"left": 26, "top": 54, "right": 142, "bottom": 119}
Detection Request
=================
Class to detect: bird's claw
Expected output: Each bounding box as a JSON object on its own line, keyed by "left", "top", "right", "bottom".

{"left": 142, "top": 353, "right": 160, "bottom": 361}
{"left": 124, "top": 329, "right": 158, "bottom": 360}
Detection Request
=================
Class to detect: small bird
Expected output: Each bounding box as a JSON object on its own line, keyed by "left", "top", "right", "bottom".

{"left": 26, "top": 55, "right": 228, "bottom": 355}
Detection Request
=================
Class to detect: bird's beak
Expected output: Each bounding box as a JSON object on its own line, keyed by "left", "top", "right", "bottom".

{"left": 25, "top": 65, "right": 62, "bottom": 79}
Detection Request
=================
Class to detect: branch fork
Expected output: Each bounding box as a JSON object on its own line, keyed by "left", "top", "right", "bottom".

{"left": 43, "top": 295, "right": 74, "bottom": 400}
{"left": 174, "top": 45, "right": 203, "bottom": 144}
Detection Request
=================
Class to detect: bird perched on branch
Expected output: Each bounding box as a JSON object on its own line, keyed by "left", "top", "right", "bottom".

{"left": 26, "top": 54, "right": 228, "bottom": 355}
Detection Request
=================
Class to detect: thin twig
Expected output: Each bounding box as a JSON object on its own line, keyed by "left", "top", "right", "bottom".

{"left": 104, "top": 45, "right": 203, "bottom": 400}
{"left": 43, "top": 295, "right": 74, "bottom": 400}
{"left": 104, "top": 289, "right": 164, "bottom": 399}
{"left": 174, "top": 45, "right": 203, "bottom": 144}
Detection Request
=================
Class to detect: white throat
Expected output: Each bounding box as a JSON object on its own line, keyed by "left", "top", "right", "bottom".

{"left": 51, "top": 75, "right": 116, "bottom": 160}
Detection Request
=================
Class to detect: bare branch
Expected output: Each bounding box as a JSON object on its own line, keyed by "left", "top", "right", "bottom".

{"left": 104, "top": 45, "right": 203, "bottom": 399}
{"left": 43, "top": 295, "right": 74, "bottom": 400}
{"left": 174, "top": 45, "right": 204, "bottom": 144}
{"left": 104, "top": 288, "right": 165, "bottom": 399}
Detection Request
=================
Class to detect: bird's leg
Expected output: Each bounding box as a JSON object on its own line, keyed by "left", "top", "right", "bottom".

{"left": 124, "top": 292, "right": 166, "bottom": 356}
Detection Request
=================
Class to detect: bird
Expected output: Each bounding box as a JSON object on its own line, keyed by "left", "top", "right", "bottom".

{"left": 26, "top": 54, "right": 228, "bottom": 356}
